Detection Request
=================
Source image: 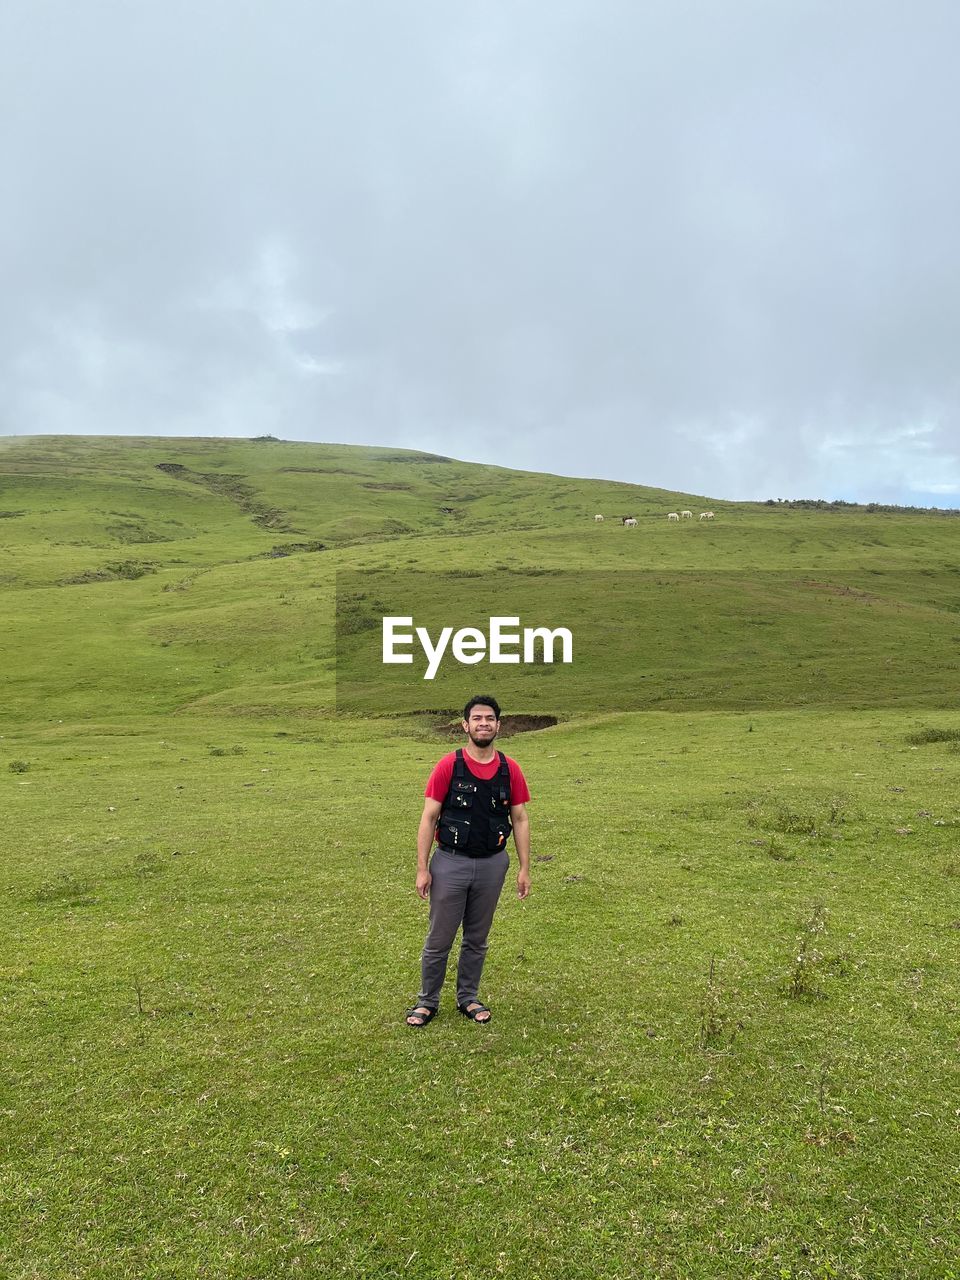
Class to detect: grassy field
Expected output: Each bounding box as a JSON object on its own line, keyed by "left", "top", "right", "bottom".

{"left": 2, "top": 436, "right": 959, "bottom": 1278}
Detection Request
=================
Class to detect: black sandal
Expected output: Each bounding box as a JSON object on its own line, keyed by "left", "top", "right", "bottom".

{"left": 458, "top": 1001, "right": 491, "bottom": 1023}
{"left": 405, "top": 1006, "right": 436, "bottom": 1028}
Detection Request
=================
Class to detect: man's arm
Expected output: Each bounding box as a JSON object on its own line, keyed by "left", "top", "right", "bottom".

{"left": 510, "top": 802, "right": 531, "bottom": 899}
{"left": 416, "top": 798, "right": 442, "bottom": 899}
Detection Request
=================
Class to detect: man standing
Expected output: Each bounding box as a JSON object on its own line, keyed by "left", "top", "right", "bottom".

{"left": 405, "top": 695, "right": 531, "bottom": 1027}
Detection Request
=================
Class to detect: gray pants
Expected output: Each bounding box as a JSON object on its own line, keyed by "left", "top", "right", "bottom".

{"left": 417, "top": 846, "right": 510, "bottom": 1010}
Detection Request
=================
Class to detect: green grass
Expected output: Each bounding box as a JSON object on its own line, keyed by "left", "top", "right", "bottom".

{"left": 2, "top": 436, "right": 960, "bottom": 1278}
{"left": 4, "top": 711, "right": 960, "bottom": 1278}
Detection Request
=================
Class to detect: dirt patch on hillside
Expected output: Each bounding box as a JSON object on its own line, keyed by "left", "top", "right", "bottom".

{"left": 501, "top": 714, "right": 558, "bottom": 734}
{"left": 155, "top": 462, "right": 302, "bottom": 533}
{"left": 253, "top": 541, "right": 326, "bottom": 558}
{"left": 423, "top": 712, "right": 558, "bottom": 739}
{"left": 60, "top": 560, "right": 157, "bottom": 584}
{"left": 279, "top": 467, "right": 370, "bottom": 476}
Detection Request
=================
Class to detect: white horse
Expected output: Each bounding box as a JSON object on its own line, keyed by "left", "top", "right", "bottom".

{"left": 667, "top": 512, "right": 680, "bottom": 521}
{"left": 623, "top": 517, "right": 638, "bottom": 528}
{"left": 699, "top": 511, "right": 715, "bottom": 521}
{"left": 680, "top": 510, "right": 693, "bottom": 519}
{"left": 594, "top": 514, "right": 604, "bottom": 522}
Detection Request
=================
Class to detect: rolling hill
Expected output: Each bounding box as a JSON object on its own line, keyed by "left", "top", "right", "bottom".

{"left": 1, "top": 434, "right": 958, "bottom": 726}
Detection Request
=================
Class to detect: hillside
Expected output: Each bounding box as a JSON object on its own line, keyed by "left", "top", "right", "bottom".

{"left": 1, "top": 434, "right": 958, "bottom": 726}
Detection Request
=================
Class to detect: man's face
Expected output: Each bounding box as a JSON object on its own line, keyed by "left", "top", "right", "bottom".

{"left": 463, "top": 705, "right": 500, "bottom": 746}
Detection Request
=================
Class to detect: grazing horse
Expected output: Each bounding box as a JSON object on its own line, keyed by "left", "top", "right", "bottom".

{"left": 680, "top": 509, "right": 693, "bottom": 519}
{"left": 667, "top": 512, "right": 680, "bottom": 521}
{"left": 594, "top": 514, "right": 604, "bottom": 522}
{"left": 699, "top": 511, "right": 715, "bottom": 521}
{"left": 623, "top": 517, "right": 638, "bottom": 527}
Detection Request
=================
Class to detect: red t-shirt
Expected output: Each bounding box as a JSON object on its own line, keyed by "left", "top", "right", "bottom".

{"left": 425, "top": 750, "right": 531, "bottom": 805}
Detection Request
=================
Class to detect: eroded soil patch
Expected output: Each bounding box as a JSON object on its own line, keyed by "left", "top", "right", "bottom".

{"left": 415, "top": 711, "right": 558, "bottom": 739}
{"left": 155, "top": 462, "right": 301, "bottom": 533}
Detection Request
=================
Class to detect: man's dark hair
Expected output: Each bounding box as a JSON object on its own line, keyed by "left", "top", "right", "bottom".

{"left": 463, "top": 694, "right": 501, "bottom": 721}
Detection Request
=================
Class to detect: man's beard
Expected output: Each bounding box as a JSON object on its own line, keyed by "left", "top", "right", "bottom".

{"left": 468, "top": 727, "right": 497, "bottom": 747}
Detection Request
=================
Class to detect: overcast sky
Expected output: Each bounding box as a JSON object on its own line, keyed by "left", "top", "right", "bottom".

{"left": 2, "top": 1, "right": 958, "bottom": 505}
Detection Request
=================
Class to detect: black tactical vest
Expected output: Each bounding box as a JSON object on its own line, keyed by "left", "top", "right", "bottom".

{"left": 435, "top": 748, "right": 513, "bottom": 856}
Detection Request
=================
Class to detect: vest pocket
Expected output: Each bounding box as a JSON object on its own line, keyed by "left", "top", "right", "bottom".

{"left": 449, "top": 780, "right": 475, "bottom": 809}
{"left": 437, "top": 813, "right": 471, "bottom": 848}
{"left": 491, "top": 820, "right": 512, "bottom": 850}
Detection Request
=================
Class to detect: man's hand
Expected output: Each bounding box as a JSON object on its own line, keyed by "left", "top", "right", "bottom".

{"left": 416, "top": 869, "right": 432, "bottom": 900}
{"left": 517, "top": 869, "right": 531, "bottom": 900}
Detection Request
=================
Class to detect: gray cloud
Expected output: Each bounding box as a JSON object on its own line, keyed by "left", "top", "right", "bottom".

{"left": 2, "top": 0, "right": 959, "bottom": 502}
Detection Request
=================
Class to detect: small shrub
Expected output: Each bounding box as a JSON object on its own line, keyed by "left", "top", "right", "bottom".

{"left": 827, "top": 796, "right": 848, "bottom": 824}
{"left": 132, "top": 852, "right": 165, "bottom": 877}
{"left": 698, "top": 955, "right": 723, "bottom": 1047}
{"left": 337, "top": 605, "right": 384, "bottom": 635}
{"left": 31, "top": 871, "right": 91, "bottom": 903}
{"left": 824, "top": 952, "right": 853, "bottom": 977}
{"left": 767, "top": 837, "right": 796, "bottom": 862}
{"left": 787, "top": 904, "right": 829, "bottom": 999}
{"left": 208, "top": 747, "right": 227, "bottom": 757}
{"left": 106, "top": 560, "right": 155, "bottom": 579}
{"left": 8, "top": 759, "right": 30, "bottom": 773}
{"left": 750, "top": 794, "right": 850, "bottom": 839}
{"left": 772, "top": 807, "right": 820, "bottom": 837}
{"left": 62, "top": 560, "right": 156, "bottom": 585}
{"left": 905, "top": 726, "right": 960, "bottom": 745}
